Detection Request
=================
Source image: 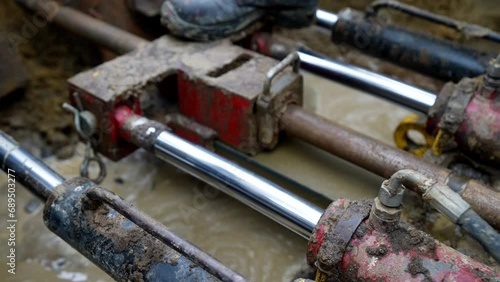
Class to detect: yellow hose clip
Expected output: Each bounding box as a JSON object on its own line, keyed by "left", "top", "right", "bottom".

{"left": 394, "top": 114, "right": 434, "bottom": 158}
{"left": 315, "top": 269, "right": 328, "bottom": 282}
{"left": 431, "top": 129, "right": 453, "bottom": 156}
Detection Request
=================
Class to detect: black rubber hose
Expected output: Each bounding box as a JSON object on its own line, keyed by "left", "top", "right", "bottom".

{"left": 458, "top": 209, "right": 500, "bottom": 263}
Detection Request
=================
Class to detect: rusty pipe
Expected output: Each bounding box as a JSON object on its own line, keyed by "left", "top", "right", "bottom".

{"left": 0, "top": 131, "right": 64, "bottom": 201}
{"left": 16, "top": 0, "right": 147, "bottom": 54}
{"left": 280, "top": 105, "right": 500, "bottom": 229}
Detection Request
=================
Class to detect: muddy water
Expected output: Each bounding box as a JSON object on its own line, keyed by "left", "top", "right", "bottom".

{"left": 0, "top": 71, "right": 412, "bottom": 281}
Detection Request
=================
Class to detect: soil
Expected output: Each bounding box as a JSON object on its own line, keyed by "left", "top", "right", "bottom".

{"left": 0, "top": 1, "right": 100, "bottom": 159}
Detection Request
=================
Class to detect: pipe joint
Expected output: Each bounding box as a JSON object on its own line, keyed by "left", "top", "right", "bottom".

{"left": 384, "top": 169, "right": 470, "bottom": 223}
{"left": 378, "top": 180, "right": 405, "bottom": 208}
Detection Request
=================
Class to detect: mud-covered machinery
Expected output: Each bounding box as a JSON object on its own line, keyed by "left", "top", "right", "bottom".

{"left": 5, "top": 0, "right": 500, "bottom": 281}
{"left": 393, "top": 59, "right": 500, "bottom": 187}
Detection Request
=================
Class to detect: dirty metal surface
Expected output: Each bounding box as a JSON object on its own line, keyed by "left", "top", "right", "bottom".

{"left": 2, "top": 1, "right": 499, "bottom": 280}
{"left": 341, "top": 218, "right": 498, "bottom": 281}
{"left": 306, "top": 197, "right": 499, "bottom": 281}
{"left": 165, "top": 113, "right": 218, "bottom": 149}
{"left": 331, "top": 8, "right": 493, "bottom": 82}
{"left": 307, "top": 199, "right": 372, "bottom": 277}
{"left": 69, "top": 35, "right": 301, "bottom": 158}
{"left": 428, "top": 75, "right": 500, "bottom": 166}
{"left": 44, "top": 177, "right": 222, "bottom": 281}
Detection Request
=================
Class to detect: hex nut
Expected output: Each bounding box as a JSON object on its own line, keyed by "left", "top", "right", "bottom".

{"left": 378, "top": 180, "right": 405, "bottom": 208}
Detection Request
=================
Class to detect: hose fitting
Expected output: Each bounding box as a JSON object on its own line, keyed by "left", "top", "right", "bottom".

{"left": 383, "top": 169, "right": 500, "bottom": 262}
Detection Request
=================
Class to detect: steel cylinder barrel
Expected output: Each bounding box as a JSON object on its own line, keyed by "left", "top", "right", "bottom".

{"left": 115, "top": 106, "right": 324, "bottom": 239}
{"left": 44, "top": 178, "right": 233, "bottom": 282}
{"left": 0, "top": 132, "right": 246, "bottom": 281}
{"left": 280, "top": 105, "right": 500, "bottom": 229}
{"left": 0, "top": 131, "right": 64, "bottom": 200}
{"left": 326, "top": 9, "right": 493, "bottom": 82}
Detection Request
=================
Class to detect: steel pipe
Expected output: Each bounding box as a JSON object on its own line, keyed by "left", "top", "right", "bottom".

{"left": 298, "top": 50, "right": 436, "bottom": 113}
{"left": 0, "top": 131, "right": 64, "bottom": 200}
{"left": 280, "top": 105, "right": 500, "bottom": 229}
{"left": 250, "top": 34, "right": 437, "bottom": 113}
{"left": 17, "top": 0, "right": 499, "bottom": 230}
{"left": 19, "top": 0, "right": 436, "bottom": 114}
{"left": 115, "top": 107, "right": 323, "bottom": 238}
{"left": 16, "top": 0, "right": 147, "bottom": 54}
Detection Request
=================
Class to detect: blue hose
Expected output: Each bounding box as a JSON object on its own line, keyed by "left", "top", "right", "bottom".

{"left": 458, "top": 209, "right": 500, "bottom": 263}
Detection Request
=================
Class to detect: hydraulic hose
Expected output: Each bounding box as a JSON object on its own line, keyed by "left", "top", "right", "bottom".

{"left": 380, "top": 169, "right": 500, "bottom": 262}
{"left": 458, "top": 210, "right": 500, "bottom": 262}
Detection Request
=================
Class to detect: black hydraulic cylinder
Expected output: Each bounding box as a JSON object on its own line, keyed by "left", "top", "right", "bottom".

{"left": 0, "top": 131, "right": 245, "bottom": 282}
{"left": 331, "top": 9, "right": 494, "bottom": 82}
{"left": 44, "top": 178, "right": 228, "bottom": 282}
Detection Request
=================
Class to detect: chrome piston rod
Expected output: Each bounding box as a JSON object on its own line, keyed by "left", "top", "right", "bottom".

{"left": 154, "top": 131, "right": 323, "bottom": 238}
{"left": 0, "top": 132, "right": 64, "bottom": 200}
{"left": 303, "top": 8, "right": 439, "bottom": 113}
{"left": 298, "top": 50, "right": 437, "bottom": 113}
{"left": 118, "top": 110, "right": 324, "bottom": 239}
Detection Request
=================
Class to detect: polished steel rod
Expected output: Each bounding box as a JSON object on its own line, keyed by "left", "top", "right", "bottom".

{"left": 298, "top": 51, "right": 437, "bottom": 113}
{"left": 315, "top": 9, "right": 338, "bottom": 29}
{"left": 0, "top": 131, "right": 64, "bottom": 200}
{"left": 154, "top": 131, "right": 323, "bottom": 238}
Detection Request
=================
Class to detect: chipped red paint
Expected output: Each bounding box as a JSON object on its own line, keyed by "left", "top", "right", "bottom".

{"left": 427, "top": 79, "right": 500, "bottom": 165}
{"left": 308, "top": 200, "right": 499, "bottom": 281}
{"left": 455, "top": 91, "right": 500, "bottom": 164}
{"left": 307, "top": 199, "right": 347, "bottom": 262}
{"left": 339, "top": 220, "right": 497, "bottom": 281}
{"left": 177, "top": 73, "right": 255, "bottom": 149}
{"left": 113, "top": 105, "right": 134, "bottom": 141}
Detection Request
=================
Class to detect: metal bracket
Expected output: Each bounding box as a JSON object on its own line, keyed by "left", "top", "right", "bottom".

{"left": 262, "top": 52, "right": 300, "bottom": 99}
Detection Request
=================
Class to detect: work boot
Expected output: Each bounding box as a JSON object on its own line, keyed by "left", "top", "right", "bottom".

{"left": 160, "top": 0, "right": 318, "bottom": 41}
